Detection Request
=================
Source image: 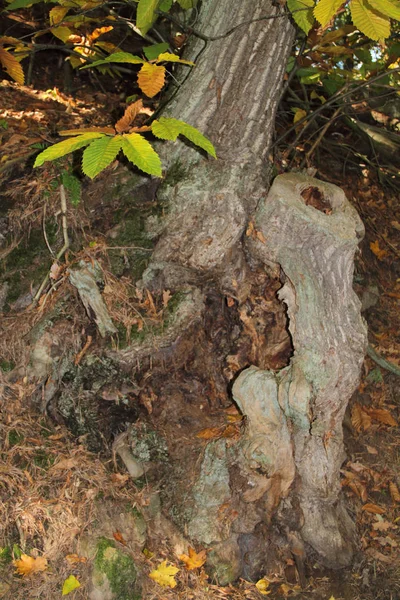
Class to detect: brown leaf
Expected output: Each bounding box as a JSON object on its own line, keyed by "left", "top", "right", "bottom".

{"left": 13, "top": 554, "right": 48, "bottom": 577}
{"left": 366, "top": 408, "right": 397, "bottom": 427}
{"left": 137, "top": 63, "right": 165, "bottom": 98}
{"left": 351, "top": 404, "right": 372, "bottom": 432}
{"left": 179, "top": 547, "right": 207, "bottom": 570}
{"left": 113, "top": 530, "right": 127, "bottom": 546}
{"left": 50, "top": 458, "right": 78, "bottom": 470}
{"left": 65, "top": 553, "right": 87, "bottom": 564}
{"left": 196, "top": 426, "right": 224, "bottom": 440}
{"left": 115, "top": 100, "right": 144, "bottom": 134}
{"left": 362, "top": 503, "right": 386, "bottom": 515}
{"left": 372, "top": 521, "right": 393, "bottom": 532}
{"left": 162, "top": 289, "right": 171, "bottom": 308}
{"left": 0, "top": 46, "right": 24, "bottom": 85}
{"left": 389, "top": 481, "right": 400, "bottom": 503}
{"left": 111, "top": 472, "right": 130, "bottom": 486}
{"left": 370, "top": 240, "right": 387, "bottom": 260}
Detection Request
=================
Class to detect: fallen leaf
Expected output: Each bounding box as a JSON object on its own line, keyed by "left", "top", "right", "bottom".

{"left": 113, "top": 531, "right": 127, "bottom": 546}
{"left": 149, "top": 560, "right": 179, "bottom": 588}
{"left": 362, "top": 503, "right": 385, "bottom": 515}
{"left": 62, "top": 575, "right": 80, "bottom": 595}
{"left": 50, "top": 458, "right": 78, "bottom": 470}
{"left": 351, "top": 404, "right": 371, "bottom": 432}
{"left": 13, "top": 554, "right": 48, "bottom": 577}
{"left": 366, "top": 408, "right": 397, "bottom": 427}
{"left": 65, "top": 554, "right": 87, "bottom": 564}
{"left": 162, "top": 289, "right": 171, "bottom": 307}
{"left": 372, "top": 520, "right": 393, "bottom": 531}
{"left": 255, "top": 578, "right": 271, "bottom": 595}
{"left": 196, "top": 426, "right": 224, "bottom": 439}
{"left": 366, "top": 445, "right": 378, "bottom": 454}
{"left": 389, "top": 481, "right": 400, "bottom": 503}
{"left": 179, "top": 546, "right": 206, "bottom": 570}
{"left": 370, "top": 240, "right": 387, "bottom": 260}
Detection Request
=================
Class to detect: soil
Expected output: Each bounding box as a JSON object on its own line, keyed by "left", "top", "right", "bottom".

{"left": 0, "top": 44, "right": 400, "bottom": 600}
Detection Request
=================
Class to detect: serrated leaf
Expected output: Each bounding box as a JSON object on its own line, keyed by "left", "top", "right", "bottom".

{"left": 144, "top": 42, "right": 169, "bottom": 61}
{"left": 137, "top": 0, "right": 159, "bottom": 35}
{"left": 62, "top": 575, "right": 81, "bottom": 595}
{"left": 179, "top": 547, "right": 206, "bottom": 570}
{"left": 81, "top": 51, "right": 144, "bottom": 70}
{"left": 34, "top": 133, "right": 104, "bottom": 168}
{"left": 82, "top": 135, "right": 122, "bottom": 179}
{"left": 287, "top": 0, "right": 315, "bottom": 34}
{"left": 115, "top": 100, "right": 144, "bottom": 133}
{"left": 350, "top": 0, "right": 391, "bottom": 40}
{"left": 149, "top": 560, "right": 179, "bottom": 588}
{"left": 151, "top": 117, "right": 216, "bottom": 157}
{"left": 151, "top": 117, "right": 181, "bottom": 140}
{"left": 177, "top": 0, "right": 198, "bottom": 8}
{"left": 0, "top": 47, "right": 24, "bottom": 84}
{"left": 137, "top": 62, "right": 165, "bottom": 97}
{"left": 121, "top": 133, "right": 162, "bottom": 176}
{"left": 314, "top": 0, "right": 345, "bottom": 26}
{"left": 369, "top": 0, "right": 400, "bottom": 19}
{"left": 49, "top": 6, "right": 69, "bottom": 25}
{"left": 6, "top": 0, "right": 41, "bottom": 9}
{"left": 155, "top": 51, "right": 194, "bottom": 65}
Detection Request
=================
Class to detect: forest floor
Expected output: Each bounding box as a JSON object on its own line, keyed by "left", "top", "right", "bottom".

{"left": 0, "top": 70, "right": 400, "bottom": 600}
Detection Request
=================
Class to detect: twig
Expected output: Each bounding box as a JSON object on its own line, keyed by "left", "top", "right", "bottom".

{"left": 301, "top": 106, "right": 342, "bottom": 166}
{"left": 367, "top": 345, "right": 400, "bottom": 377}
{"left": 42, "top": 203, "right": 55, "bottom": 258}
{"left": 33, "top": 185, "right": 70, "bottom": 306}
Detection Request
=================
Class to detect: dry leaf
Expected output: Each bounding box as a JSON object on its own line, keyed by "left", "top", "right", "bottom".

{"left": 50, "top": 262, "right": 63, "bottom": 280}
{"left": 362, "top": 503, "right": 385, "bottom": 515}
{"left": 137, "top": 63, "right": 165, "bottom": 98}
{"left": 366, "top": 445, "right": 378, "bottom": 454}
{"left": 372, "top": 521, "right": 393, "bottom": 532}
{"left": 111, "top": 472, "right": 130, "bottom": 486}
{"left": 51, "top": 458, "right": 77, "bottom": 470}
{"left": 370, "top": 240, "right": 387, "bottom": 260}
{"left": 65, "top": 554, "right": 87, "bottom": 564}
{"left": 196, "top": 426, "right": 224, "bottom": 439}
{"left": 389, "top": 481, "right": 400, "bottom": 503}
{"left": 149, "top": 561, "right": 179, "bottom": 588}
{"left": 351, "top": 404, "right": 371, "bottom": 432}
{"left": 113, "top": 530, "right": 127, "bottom": 546}
{"left": 366, "top": 408, "right": 397, "bottom": 427}
{"left": 255, "top": 578, "right": 271, "bottom": 595}
{"left": 162, "top": 289, "right": 171, "bottom": 307}
{"left": 115, "top": 100, "right": 144, "bottom": 133}
{"left": 179, "top": 547, "right": 206, "bottom": 570}
{"left": 13, "top": 554, "right": 48, "bottom": 577}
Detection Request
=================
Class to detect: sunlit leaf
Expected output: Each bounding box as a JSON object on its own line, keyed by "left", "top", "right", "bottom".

{"left": 121, "top": 133, "right": 162, "bottom": 176}
{"left": 350, "top": 0, "right": 391, "bottom": 40}
{"left": 287, "top": 0, "right": 314, "bottom": 34}
{"left": 81, "top": 51, "right": 144, "bottom": 70}
{"left": 34, "top": 133, "right": 103, "bottom": 167}
{"left": 51, "top": 26, "right": 74, "bottom": 42}
{"left": 62, "top": 575, "right": 81, "bottom": 595}
{"left": 151, "top": 117, "right": 216, "bottom": 157}
{"left": 256, "top": 578, "right": 271, "bottom": 595}
{"left": 82, "top": 135, "right": 122, "bottom": 179}
{"left": 137, "top": 62, "right": 165, "bottom": 97}
{"left": 155, "top": 52, "right": 194, "bottom": 65}
{"left": 369, "top": 0, "right": 400, "bottom": 19}
{"left": 179, "top": 547, "right": 207, "bottom": 570}
{"left": 0, "top": 46, "right": 24, "bottom": 84}
{"left": 13, "top": 554, "right": 48, "bottom": 577}
{"left": 137, "top": 0, "right": 159, "bottom": 35}
{"left": 49, "top": 6, "right": 69, "bottom": 25}
{"left": 314, "top": 0, "right": 344, "bottom": 26}
{"left": 149, "top": 560, "right": 179, "bottom": 588}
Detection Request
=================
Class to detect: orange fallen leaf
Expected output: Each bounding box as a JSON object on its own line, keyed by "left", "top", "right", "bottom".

{"left": 370, "top": 240, "right": 387, "bottom": 260}
{"left": 366, "top": 408, "right": 397, "bottom": 427}
{"left": 351, "top": 404, "right": 371, "bottom": 432}
{"left": 362, "top": 503, "right": 385, "bottom": 515}
{"left": 113, "top": 530, "right": 127, "bottom": 546}
{"left": 13, "top": 554, "right": 48, "bottom": 577}
{"left": 389, "top": 482, "right": 400, "bottom": 503}
{"left": 179, "top": 547, "right": 206, "bottom": 570}
{"left": 196, "top": 426, "right": 224, "bottom": 439}
{"left": 65, "top": 554, "right": 87, "bottom": 565}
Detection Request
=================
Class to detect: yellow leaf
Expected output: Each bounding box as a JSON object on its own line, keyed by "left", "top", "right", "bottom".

{"left": 370, "top": 240, "right": 387, "bottom": 260}
{"left": 49, "top": 6, "right": 69, "bottom": 25}
{"left": 350, "top": 0, "right": 391, "bottom": 41}
{"left": 62, "top": 575, "right": 80, "bottom": 595}
{"left": 0, "top": 46, "right": 24, "bottom": 84}
{"left": 13, "top": 554, "right": 48, "bottom": 577}
{"left": 137, "top": 63, "right": 165, "bottom": 98}
{"left": 256, "top": 578, "right": 271, "bottom": 595}
{"left": 314, "top": 0, "right": 344, "bottom": 26}
{"left": 51, "top": 26, "right": 74, "bottom": 42}
{"left": 293, "top": 107, "right": 307, "bottom": 125}
{"left": 179, "top": 547, "right": 206, "bottom": 570}
{"left": 149, "top": 560, "right": 179, "bottom": 588}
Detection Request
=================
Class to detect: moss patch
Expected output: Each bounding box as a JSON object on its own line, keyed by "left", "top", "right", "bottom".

{"left": 94, "top": 537, "right": 141, "bottom": 600}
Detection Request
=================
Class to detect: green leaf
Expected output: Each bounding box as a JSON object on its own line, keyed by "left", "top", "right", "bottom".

{"left": 155, "top": 52, "right": 194, "bottom": 65}
{"left": 34, "top": 133, "right": 104, "bottom": 168}
{"left": 314, "top": 0, "right": 345, "bottom": 26}
{"left": 287, "top": 0, "right": 315, "bottom": 34}
{"left": 151, "top": 117, "right": 216, "bottom": 157}
{"left": 151, "top": 117, "right": 181, "bottom": 140}
{"left": 368, "top": 0, "right": 400, "bottom": 19}
{"left": 144, "top": 42, "right": 169, "bottom": 61}
{"left": 62, "top": 575, "right": 81, "bottom": 596}
{"left": 137, "top": 0, "right": 159, "bottom": 35}
{"left": 6, "top": 0, "right": 42, "bottom": 10}
{"left": 176, "top": 0, "right": 198, "bottom": 7}
{"left": 159, "top": 0, "right": 172, "bottom": 9}
{"left": 121, "top": 133, "right": 162, "bottom": 176}
{"left": 350, "top": 0, "right": 391, "bottom": 40}
{"left": 81, "top": 51, "right": 144, "bottom": 70}
{"left": 82, "top": 135, "right": 122, "bottom": 179}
